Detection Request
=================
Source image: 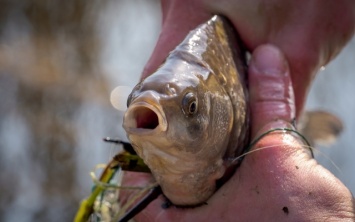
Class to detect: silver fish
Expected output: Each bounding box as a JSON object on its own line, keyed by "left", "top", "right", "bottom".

{"left": 123, "top": 15, "right": 249, "bottom": 206}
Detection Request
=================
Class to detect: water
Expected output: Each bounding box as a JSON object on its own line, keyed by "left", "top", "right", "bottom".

{"left": 0, "top": 1, "right": 121, "bottom": 221}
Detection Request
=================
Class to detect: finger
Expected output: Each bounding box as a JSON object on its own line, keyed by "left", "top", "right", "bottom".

{"left": 141, "top": 0, "right": 210, "bottom": 79}
{"left": 248, "top": 44, "right": 295, "bottom": 138}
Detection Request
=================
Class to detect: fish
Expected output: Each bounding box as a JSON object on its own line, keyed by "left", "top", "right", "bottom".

{"left": 121, "top": 15, "right": 344, "bottom": 207}
{"left": 123, "top": 15, "right": 249, "bottom": 206}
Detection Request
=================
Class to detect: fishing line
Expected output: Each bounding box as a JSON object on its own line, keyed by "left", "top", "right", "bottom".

{"left": 301, "top": 144, "right": 343, "bottom": 176}
{"left": 246, "top": 128, "right": 313, "bottom": 157}
{"left": 230, "top": 128, "right": 314, "bottom": 166}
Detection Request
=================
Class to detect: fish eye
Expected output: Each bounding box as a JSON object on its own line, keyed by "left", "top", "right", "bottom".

{"left": 182, "top": 92, "right": 198, "bottom": 116}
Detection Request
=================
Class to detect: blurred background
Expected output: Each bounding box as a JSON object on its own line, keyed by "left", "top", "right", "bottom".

{"left": 0, "top": 0, "right": 353, "bottom": 221}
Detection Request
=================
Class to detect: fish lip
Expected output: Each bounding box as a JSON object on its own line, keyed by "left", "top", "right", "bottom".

{"left": 123, "top": 101, "right": 167, "bottom": 135}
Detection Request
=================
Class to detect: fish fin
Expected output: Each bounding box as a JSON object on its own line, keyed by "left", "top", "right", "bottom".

{"left": 297, "top": 111, "right": 343, "bottom": 147}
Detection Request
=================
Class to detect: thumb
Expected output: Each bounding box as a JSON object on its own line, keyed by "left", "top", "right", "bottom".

{"left": 248, "top": 44, "right": 296, "bottom": 138}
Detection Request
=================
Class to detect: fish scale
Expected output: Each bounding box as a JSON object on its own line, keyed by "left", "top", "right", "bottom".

{"left": 123, "top": 15, "right": 249, "bottom": 206}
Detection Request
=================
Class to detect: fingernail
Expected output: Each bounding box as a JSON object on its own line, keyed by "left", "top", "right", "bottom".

{"left": 253, "top": 45, "right": 288, "bottom": 76}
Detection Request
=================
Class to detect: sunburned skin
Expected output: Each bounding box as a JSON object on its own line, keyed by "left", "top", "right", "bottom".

{"left": 123, "top": 15, "right": 249, "bottom": 206}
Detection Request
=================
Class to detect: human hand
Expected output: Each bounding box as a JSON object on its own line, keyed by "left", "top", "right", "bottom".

{"left": 124, "top": 45, "right": 354, "bottom": 221}
{"left": 142, "top": 0, "right": 355, "bottom": 115}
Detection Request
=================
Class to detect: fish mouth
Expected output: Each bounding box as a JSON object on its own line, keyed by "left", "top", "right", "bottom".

{"left": 123, "top": 101, "right": 167, "bottom": 135}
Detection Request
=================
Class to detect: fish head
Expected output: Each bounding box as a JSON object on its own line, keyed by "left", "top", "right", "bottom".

{"left": 123, "top": 56, "right": 234, "bottom": 206}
